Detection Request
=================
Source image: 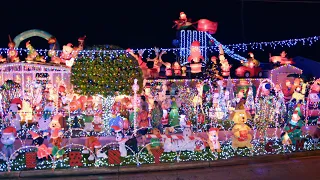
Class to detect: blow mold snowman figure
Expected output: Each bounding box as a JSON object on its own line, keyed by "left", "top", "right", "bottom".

{"left": 1, "top": 126, "right": 18, "bottom": 160}
{"left": 5, "top": 98, "right": 23, "bottom": 131}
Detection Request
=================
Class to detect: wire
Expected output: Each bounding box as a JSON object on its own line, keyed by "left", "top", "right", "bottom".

{"left": 243, "top": 0, "right": 320, "bottom": 4}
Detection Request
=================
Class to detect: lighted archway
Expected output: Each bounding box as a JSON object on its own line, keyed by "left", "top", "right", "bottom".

{"left": 13, "top": 29, "right": 60, "bottom": 49}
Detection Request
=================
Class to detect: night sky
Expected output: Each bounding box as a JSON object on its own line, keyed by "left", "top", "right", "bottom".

{"left": 1, "top": 0, "right": 320, "bottom": 62}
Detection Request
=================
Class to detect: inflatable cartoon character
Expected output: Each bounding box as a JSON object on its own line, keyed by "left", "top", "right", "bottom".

{"left": 146, "top": 128, "right": 163, "bottom": 155}
{"left": 230, "top": 103, "right": 253, "bottom": 150}
{"left": 29, "top": 131, "right": 52, "bottom": 160}
{"left": 283, "top": 111, "right": 303, "bottom": 145}
{"left": 60, "top": 43, "right": 74, "bottom": 67}
{"left": 207, "top": 127, "right": 221, "bottom": 152}
{"left": 113, "top": 126, "right": 128, "bottom": 157}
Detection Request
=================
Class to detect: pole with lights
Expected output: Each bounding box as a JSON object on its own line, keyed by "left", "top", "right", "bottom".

{"left": 132, "top": 79, "right": 139, "bottom": 135}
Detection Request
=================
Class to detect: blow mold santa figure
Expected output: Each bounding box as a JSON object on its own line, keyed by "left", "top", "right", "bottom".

{"left": 1, "top": 126, "right": 18, "bottom": 160}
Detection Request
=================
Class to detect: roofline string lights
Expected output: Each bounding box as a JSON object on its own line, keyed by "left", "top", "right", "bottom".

{"left": 0, "top": 34, "right": 318, "bottom": 57}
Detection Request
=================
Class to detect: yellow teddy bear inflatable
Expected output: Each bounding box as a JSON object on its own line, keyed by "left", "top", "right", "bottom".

{"left": 230, "top": 102, "right": 253, "bottom": 150}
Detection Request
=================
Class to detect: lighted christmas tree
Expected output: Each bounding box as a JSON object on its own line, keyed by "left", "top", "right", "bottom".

{"left": 169, "top": 98, "right": 180, "bottom": 127}
{"left": 216, "top": 81, "right": 227, "bottom": 120}
{"left": 254, "top": 95, "right": 276, "bottom": 140}
{"left": 71, "top": 45, "right": 143, "bottom": 96}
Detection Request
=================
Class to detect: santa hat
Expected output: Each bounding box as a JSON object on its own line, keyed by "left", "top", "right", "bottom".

{"left": 317, "top": 117, "right": 320, "bottom": 125}
{"left": 3, "top": 126, "right": 17, "bottom": 136}
{"left": 29, "top": 131, "right": 39, "bottom": 140}
{"left": 11, "top": 98, "right": 22, "bottom": 109}
{"left": 78, "top": 35, "right": 86, "bottom": 42}
{"left": 51, "top": 128, "right": 61, "bottom": 139}
{"left": 66, "top": 43, "right": 73, "bottom": 47}
{"left": 292, "top": 111, "right": 300, "bottom": 120}
{"left": 209, "top": 127, "right": 219, "bottom": 132}
{"left": 59, "top": 85, "right": 66, "bottom": 92}
{"left": 87, "top": 96, "right": 93, "bottom": 102}
{"left": 248, "top": 52, "right": 254, "bottom": 57}
{"left": 185, "top": 121, "right": 192, "bottom": 128}
{"left": 310, "top": 89, "right": 318, "bottom": 94}
{"left": 111, "top": 126, "right": 121, "bottom": 133}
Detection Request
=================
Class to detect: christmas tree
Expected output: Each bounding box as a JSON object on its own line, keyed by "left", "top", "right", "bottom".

{"left": 254, "top": 95, "right": 277, "bottom": 140}
{"left": 169, "top": 98, "right": 180, "bottom": 127}
{"left": 71, "top": 45, "right": 143, "bottom": 96}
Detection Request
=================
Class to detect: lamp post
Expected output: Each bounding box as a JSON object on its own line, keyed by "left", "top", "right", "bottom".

{"left": 132, "top": 79, "right": 139, "bottom": 135}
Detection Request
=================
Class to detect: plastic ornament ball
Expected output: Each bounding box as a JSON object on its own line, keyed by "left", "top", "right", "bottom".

{"left": 48, "top": 50, "right": 56, "bottom": 57}
{"left": 265, "top": 83, "right": 271, "bottom": 90}
{"left": 208, "top": 39, "right": 214, "bottom": 46}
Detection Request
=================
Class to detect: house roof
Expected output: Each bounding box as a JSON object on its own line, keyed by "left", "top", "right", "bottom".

{"left": 293, "top": 56, "right": 320, "bottom": 78}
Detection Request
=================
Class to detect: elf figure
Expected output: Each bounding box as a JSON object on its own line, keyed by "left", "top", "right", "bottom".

{"left": 284, "top": 111, "right": 303, "bottom": 145}
{"left": 93, "top": 104, "right": 103, "bottom": 133}
{"left": 1, "top": 126, "right": 18, "bottom": 160}
{"left": 29, "top": 131, "right": 52, "bottom": 160}
{"left": 83, "top": 97, "right": 95, "bottom": 132}
{"left": 50, "top": 128, "right": 65, "bottom": 159}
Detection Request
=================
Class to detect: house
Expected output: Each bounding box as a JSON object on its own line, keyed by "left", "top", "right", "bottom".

{"left": 293, "top": 56, "right": 320, "bottom": 78}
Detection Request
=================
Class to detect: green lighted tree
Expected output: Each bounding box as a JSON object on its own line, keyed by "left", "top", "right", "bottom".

{"left": 71, "top": 45, "right": 143, "bottom": 96}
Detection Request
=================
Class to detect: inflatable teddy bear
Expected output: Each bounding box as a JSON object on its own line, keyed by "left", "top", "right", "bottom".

{"left": 5, "top": 98, "right": 23, "bottom": 131}
{"left": 230, "top": 102, "right": 253, "bottom": 150}
{"left": 60, "top": 43, "right": 75, "bottom": 67}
